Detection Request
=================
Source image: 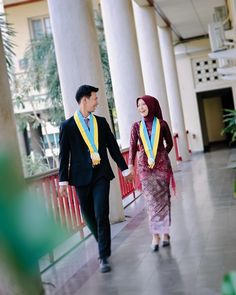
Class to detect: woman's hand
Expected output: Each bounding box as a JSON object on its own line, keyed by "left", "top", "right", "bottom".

{"left": 124, "top": 165, "right": 135, "bottom": 183}
{"left": 59, "top": 185, "right": 68, "bottom": 197}
{"left": 125, "top": 173, "right": 133, "bottom": 183}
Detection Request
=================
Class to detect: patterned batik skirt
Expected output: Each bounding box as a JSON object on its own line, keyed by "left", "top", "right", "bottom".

{"left": 141, "top": 169, "right": 171, "bottom": 235}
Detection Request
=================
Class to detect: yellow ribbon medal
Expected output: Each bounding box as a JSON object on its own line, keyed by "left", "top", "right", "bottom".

{"left": 139, "top": 117, "right": 160, "bottom": 169}
{"left": 74, "top": 111, "right": 100, "bottom": 166}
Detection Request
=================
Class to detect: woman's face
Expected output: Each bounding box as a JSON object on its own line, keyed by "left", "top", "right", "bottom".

{"left": 137, "top": 99, "right": 149, "bottom": 117}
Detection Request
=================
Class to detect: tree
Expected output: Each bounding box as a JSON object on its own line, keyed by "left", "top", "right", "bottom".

{"left": 13, "top": 35, "right": 65, "bottom": 171}
{"left": 1, "top": 13, "right": 63, "bottom": 174}
{"left": 0, "top": 12, "right": 15, "bottom": 78}
{"left": 24, "top": 35, "right": 64, "bottom": 126}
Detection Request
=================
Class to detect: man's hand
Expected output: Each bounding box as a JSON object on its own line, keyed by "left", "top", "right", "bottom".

{"left": 59, "top": 185, "right": 68, "bottom": 197}
{"left": 124, "top": 173, "right": 133, "bottom": 183}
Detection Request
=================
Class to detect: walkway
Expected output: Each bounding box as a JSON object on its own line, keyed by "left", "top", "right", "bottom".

{"left": 42, "top": 148, "right": 236, "bottom": 295}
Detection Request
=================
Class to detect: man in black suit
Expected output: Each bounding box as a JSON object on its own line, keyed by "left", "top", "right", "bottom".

{"left": 59, "top": 85, "right": 132, "bottom": 273}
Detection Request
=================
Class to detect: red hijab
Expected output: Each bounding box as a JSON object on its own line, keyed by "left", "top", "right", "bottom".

{"left": 136, "top": 95, "right": 163, "bottom": 121}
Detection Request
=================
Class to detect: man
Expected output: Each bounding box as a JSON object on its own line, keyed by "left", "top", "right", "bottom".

{"left": 59, "top": 85, "right": 132, "bottom": 273}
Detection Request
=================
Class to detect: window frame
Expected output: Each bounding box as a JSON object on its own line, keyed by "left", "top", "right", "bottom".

{"left": 28, "top": 15, "right": 51, "bottom": 40}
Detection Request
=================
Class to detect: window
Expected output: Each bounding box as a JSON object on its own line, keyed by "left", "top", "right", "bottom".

{"left": 30, "top": 16, "right": 52, "bottom": 40}
{"left": 43, "top": 133, "right": 59, "bottom": 149}
{"left": 192, "top": 58, "right": 221, "bottom": 85}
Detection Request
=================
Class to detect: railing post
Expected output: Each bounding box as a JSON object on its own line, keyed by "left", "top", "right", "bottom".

{"left": 186, "top": 130, "right": 192, "bottom": 153}
{"left": 173, "top": 133, "right": 182, "bottom": 161}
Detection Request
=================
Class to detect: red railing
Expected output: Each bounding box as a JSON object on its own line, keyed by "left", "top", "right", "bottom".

{"left": 27, "top": 171, "right": 85, "bottom": 238}
{"left": 27, "top": 150, "right": 142, "bottom": 236}
{"left": 118, "top": 149, "right": 142, "bottom": 198}
{"left": 186, "top": 130, "right": 192, "bottom": 153}
{"left": 29, "top": 134, "right": 192, "bottom": 241}
{"left": 173, "top": 133, "right": 182, "bottom": 161}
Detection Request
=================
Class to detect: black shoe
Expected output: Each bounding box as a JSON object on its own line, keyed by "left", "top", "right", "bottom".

{"left": 99, "top": 257, "right": 111, "bottom": 273}
{"left": 163, "top": 235, "right": 170, "bottom": 247}
{"left": 150, "top": 244, "right": 159, "bottom": 252}
{"left": 162, "top": 240, "right": 170, "bottom": 247}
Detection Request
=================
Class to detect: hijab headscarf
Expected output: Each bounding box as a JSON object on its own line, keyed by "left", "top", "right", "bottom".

{"left": 136, "top": 95, "right": 163, "bottom": 121}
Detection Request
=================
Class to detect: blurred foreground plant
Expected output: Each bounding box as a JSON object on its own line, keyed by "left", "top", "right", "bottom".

{"left": 222, "top": 109, "right": 236, "bottom": 144}
{"left": 0, "top": 149, "right": 67, "bottom": 294}
{"left": 222, "top": 272, "right": 236, "bottom": 295}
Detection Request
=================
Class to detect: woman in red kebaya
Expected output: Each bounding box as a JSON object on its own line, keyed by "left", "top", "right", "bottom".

{"left": 129, "top": 95, "right": 175, "bottom": 251}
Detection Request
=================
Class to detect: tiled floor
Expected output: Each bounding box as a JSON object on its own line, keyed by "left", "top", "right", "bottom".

{"left": 42, "top": 148, "right": 236, "bottom": 295}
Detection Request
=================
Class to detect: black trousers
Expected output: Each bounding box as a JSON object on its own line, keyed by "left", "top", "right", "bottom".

{"left": 75, "top": 174, "right": 110, "bottom": 259}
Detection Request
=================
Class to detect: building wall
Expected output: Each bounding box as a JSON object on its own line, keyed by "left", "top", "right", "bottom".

{"left": 4, "top": 1, "right": 236, "bottom": 154}
{"left": 176, "top": 52, "right": 204, "bottom": 152}
{"left": 175, "top": 38, "right": 236, "bottom": 152}
{"left": 4, "top": 1, "right": 59, "bottom": 161}
{"left": 5, "top": 0, "right": 49, "bottom": 73}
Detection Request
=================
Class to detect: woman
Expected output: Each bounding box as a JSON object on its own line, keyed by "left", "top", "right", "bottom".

{"left": 129, "top": 95, "right": 174, "bottom": 251}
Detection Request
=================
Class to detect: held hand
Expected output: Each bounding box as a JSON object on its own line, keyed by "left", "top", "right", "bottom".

{"left": 129, "top": 166, "right": 135, "bottom": 177}
{"left": 124, "top": 173, "right": 133, "bottom": 183}
{"left": 59, "top": 185, "right": 68, "bottom": 197}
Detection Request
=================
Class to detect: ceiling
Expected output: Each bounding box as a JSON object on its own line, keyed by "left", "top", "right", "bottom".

{"left": 3, "top": 0, "right": 229, "bottom": 42}
{"left": 152, "top": 0, "right": 228, "bottom": 40}
{"left": 3, "top": 0, "right": 42, "bottom": 7}
{"left": 4, "top": 0, "right": 26, "bottom": 4}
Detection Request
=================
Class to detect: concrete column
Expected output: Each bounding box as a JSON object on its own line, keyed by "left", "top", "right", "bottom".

{"left": 158, "top": 26, "right": 190, "bottom": 161}
{"left": 48, "top": 0, "right": 107, "bottom": 118}
{"left": 100, "top": 0, "right": 145, "bottom": 149}
{"left": 132, "top": 2, "right": 177, "bottom": 169}
{"left": 47, "top": 0, "right": 125, "bottom": 222}
{"left": 0, "top": 29, "right": 22, "bottom": 173}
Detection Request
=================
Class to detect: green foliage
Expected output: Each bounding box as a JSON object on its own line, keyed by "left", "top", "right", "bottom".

{"left": 22, "top": 153, "right": 50, "bottom": 177}
{"left": 0, "top": 150, "right": 67, "bottom": 294}
{"left": 222, "top": 109, "right": 236, "bottom": 143}
{"left": 12, "top": 35, "right": 63, "bottom": 172}
{"left": 222, "top": 272, "right": 236, "bottom": 295}
{"left": 0, "top": 13, "right": 15, "bottom": 79}
{"left": 15, "top": 113, "right": 30, "bottom": 131}
{"left": 23, "top": 35, "right": 64, "bottom": 126}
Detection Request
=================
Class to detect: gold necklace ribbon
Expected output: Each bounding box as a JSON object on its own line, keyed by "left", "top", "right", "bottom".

{"left": 139, "top": 117, "right": 160, "bottom": 169}
{"left": 74, "top": 111, "right": 100, "bottom": 166}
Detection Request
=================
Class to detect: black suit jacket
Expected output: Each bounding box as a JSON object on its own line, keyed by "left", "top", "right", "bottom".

{"left": 59, "top": 115, "right": 128, "bottom": 186}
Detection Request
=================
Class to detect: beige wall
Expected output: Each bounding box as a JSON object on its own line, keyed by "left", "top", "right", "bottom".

{"left": 228, "top": 0, "right": 236, "bottom": 30}
{"left": 5, "top": 0, "right": 49, "bottom": 73}
{"left": 175, "top": 53, "right": 204, "bottom": 152}
{"left": 203, "top": 96, "right": 226, "bottom": 142}
{"left": 175, "top": 38, "right": 236, "bottom": 152}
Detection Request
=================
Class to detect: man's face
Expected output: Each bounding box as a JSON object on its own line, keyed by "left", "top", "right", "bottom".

{"left": 85, "top": 92, "right": 98, "bottom": 113}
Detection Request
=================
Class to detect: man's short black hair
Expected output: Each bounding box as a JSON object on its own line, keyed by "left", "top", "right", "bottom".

{"left": 75, "top": 84, "right": 99, "bottom": 104}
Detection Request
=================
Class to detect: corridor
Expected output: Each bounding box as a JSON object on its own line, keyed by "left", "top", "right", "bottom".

{"left": 42, "top": 148, "right": 236, "bottom": 295}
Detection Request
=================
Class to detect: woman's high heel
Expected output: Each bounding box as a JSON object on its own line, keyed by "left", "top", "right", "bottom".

{"left": 151, "top": 234, "right": 160, "bottom": 252}
{"left": 162, "top": 234, "right": 170, "bottom": 247}
{"left": 150, "top": 244, "right": 159, "bottom": 252}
